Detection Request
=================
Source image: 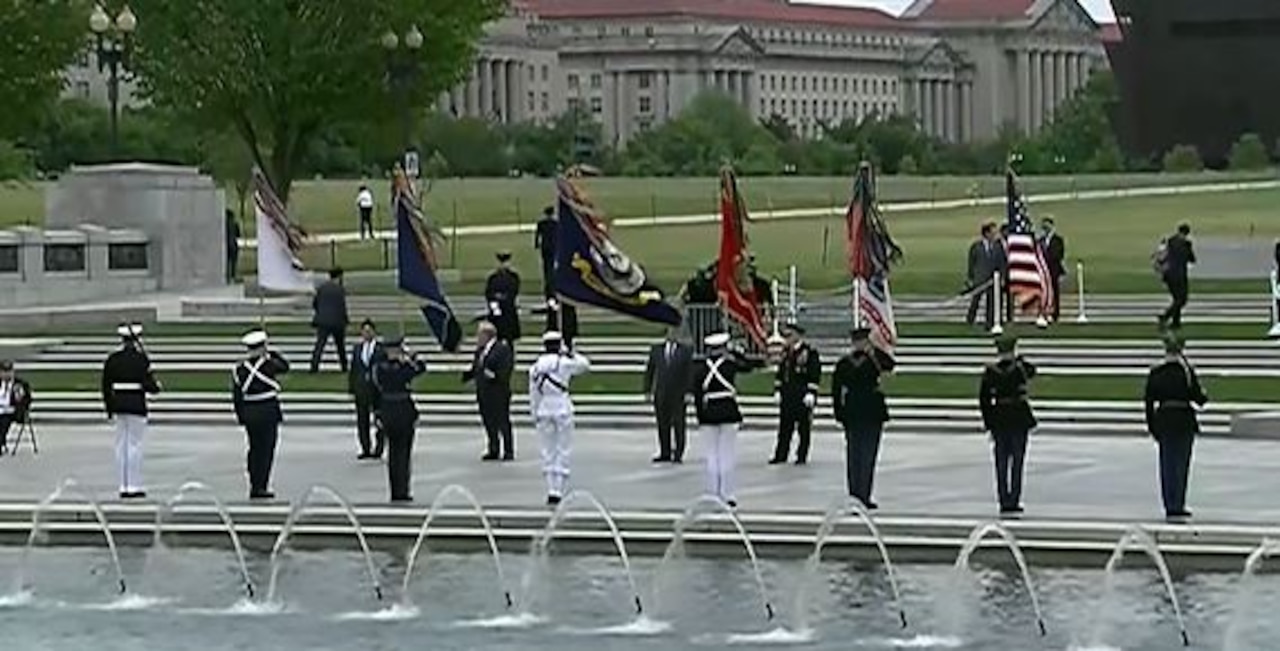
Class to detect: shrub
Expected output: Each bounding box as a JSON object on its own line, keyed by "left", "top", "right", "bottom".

{"left": 1162, "top": 144, "right": 1203, "bottom": 173}
{"left": 1228, "top": 132, "right": 1271, "bottom": 171}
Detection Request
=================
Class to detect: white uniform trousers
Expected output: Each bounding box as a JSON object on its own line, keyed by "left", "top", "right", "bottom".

{"left": 536, "top": 412, "right": 573, "bottom": 498}
{"left": 114, "top": 414, "right": 148, "bottom": 493}
{"left": 701, "top": 423, "right": 739, "bottom": 503}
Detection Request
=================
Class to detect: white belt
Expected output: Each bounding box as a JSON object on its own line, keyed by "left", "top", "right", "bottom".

{"left": 705, "top": 391, "right": 736, "bottom": 400}
{"left": 112, "top": 383, "right": 144, "bottom": 391}
{"left": 0, "top": 406, "right": 14, "bottom": 415}
{"left": 242, "top": 392, "right": 279, "bottom": 402}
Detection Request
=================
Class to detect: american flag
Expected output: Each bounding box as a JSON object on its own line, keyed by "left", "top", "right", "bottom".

{"left": 845, "top": 162, "right": 902, "bottom": 355}
{"left": 1004, "top": 169, "right": 1054, "bottom": 316}
{"left": 251, "top": 168, "right": 308, "bottom": 270}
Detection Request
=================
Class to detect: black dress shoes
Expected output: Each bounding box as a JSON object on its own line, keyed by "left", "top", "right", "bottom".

{"left": 250, "top": 491, "right": 275, "bottom": 500}
{"left": 652, "top": 455, "right": 671, "bottom": 463}
{"left": 481, "top": 453, "right": 500, "bottom": 462}
{"left": 767, "top": 457, "right": 786, "bottom": 465}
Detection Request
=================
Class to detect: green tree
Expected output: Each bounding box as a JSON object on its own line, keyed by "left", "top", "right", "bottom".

{"left": 1162, "top": 144, "right": 1204, "bottom": 173}
{"left": 758, "top": 113, "right": 797, "bottom": 143}
{"left": 0, "top": 0, "right": 88, "bottom": 139}
{"left": 1034, "top": 71, "right": 1123, "bottom": 174}
{"left": 128, "top": 0, "right": 503, "bottom": 205}
{"left": 420, "top": 114, "right": 505, "bottom": 177}
{"left": 1228, "top": 132, "right": 1271, "bottom": 170}
{"left": 624, "top": 93, "right": 779, "bottom": 176}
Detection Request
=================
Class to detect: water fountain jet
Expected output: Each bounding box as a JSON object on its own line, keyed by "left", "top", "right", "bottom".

{"left": 952, "top": 521, "right": 1047, "bottom": 637}
{"left": 1086, "top": 525, "right": 1189, "bottom": 647}
{"left": 14, "top": 478, "right": 127, "bottom": 596}
{"left": 155, "top": 481, "right": 256, "bottom": 599}
{"left": 265, "top": 485, "right": 384, "bottom": 605}
{"left": 401, "top": 484, "right": 511, "bottom": 609}
{"left": 1222, "top": 538, "right": 1280, "bottom": 651}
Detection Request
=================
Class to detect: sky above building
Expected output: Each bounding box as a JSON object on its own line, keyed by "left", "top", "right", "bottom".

{"left": 810, "top": 0, "right": 1117, "bottom": 21}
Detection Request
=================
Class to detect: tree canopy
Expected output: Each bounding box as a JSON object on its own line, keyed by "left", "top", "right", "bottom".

{"left": 0, "top": 0, "right": 88, "bottom": 138}
{"left": 127, "top": 0, "right": 503, "bottom": 203}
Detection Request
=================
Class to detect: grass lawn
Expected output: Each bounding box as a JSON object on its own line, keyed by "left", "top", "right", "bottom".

{"left": 3, "top": 170, "right": 1274, "bottom": 234}
{"left": 21, "top": 370, "right": 1276, "bottom": 402}
{"left": 236, "top": 187, "right": 1280, "bottom": 295}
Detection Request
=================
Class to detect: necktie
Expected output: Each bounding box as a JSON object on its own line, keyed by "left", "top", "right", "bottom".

{"left": 363, "top": 342, "right": 372, "bottom": 365}
{"left": 666, "top": 342, "right": 673, "bottom": 363}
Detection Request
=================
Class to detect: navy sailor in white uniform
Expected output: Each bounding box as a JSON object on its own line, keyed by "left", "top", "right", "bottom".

{"left": 528, "top": 331, "right": 591, "bottom": 506}
{"left": 232, "top": 329, "right": 290, "bottom": 499}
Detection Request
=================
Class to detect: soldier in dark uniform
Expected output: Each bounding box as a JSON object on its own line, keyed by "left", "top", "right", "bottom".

{"left": 692, "top": 332, "right": 764, "bottom": 508}
{"left": 231, "top": 330, "right": 290, "bottom": 499}
{"left": 534, "top": 206, "right": 558, "bottom": 298}
{"left": 1144, "top": 333, "right": 1208, "bottom": 522}
{"left": 485, "top": 251, "right": 522, "bottom": 344}
{"left": 978, "top": 334, "right": 1038, "bottom": 516}
{"left": 101, "top": 323, "right": 161, "bottom": 499}
{"left": 770, "top": 323, "right": 821, "bottom": 465}
{"left": 373, "top": 336, "right": 427, "bottom": 502}
{"left": 831, "top": 328, "right": 895, "bottom": 509}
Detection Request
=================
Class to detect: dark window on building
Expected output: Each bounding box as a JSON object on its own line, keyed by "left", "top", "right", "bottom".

{"left": 44, "top": 244, "right": 85, "bottom": 272}
{"left": 0, "top": 245, "right": 17, "bottom": 273}
{"left": 109, "top": 243, "right": 149, "bottom": 271}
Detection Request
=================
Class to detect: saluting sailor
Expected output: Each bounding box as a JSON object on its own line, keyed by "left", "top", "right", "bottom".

{"left": 231, "top": 329, "right": 290, "bottom": 499}
{"left": 1144, "top": 333, "right": 1208, "bottom": 522}
{"left": 373, "top": 336, "right": 427, "bottom": 502}
{"left": 528, "top": 330, "right": 591, "bottom": 506}
{"left": 978, "top": 334, "right": 1038, "bottom": 517}
{"left": 100, "top": 322, "right": 161, "bottom": 499}
{"left": 692, "top": 332, "right": 763, "bottom": 508}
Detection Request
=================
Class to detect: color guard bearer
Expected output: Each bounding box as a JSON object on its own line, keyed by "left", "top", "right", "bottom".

{"left": 100, "top": 323, "right": 161, "bottom": 499}
{"left": 528, "top": 331, "right": 591, "bottom": 506}
{"left": 232, "top": 329, "right": 290, "bottom": 499}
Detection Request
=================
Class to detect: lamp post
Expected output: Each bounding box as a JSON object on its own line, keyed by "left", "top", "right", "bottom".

{"left": 381, "top": 25, "right": 424, "bottom": 178}
{"left": 90, "top": 3, "right": 137, "bottom": 157}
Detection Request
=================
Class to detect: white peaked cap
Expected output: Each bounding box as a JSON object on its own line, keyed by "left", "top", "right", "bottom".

{"left": 116, "top": 324, "right": 133, "bottom": 337}
{"left": 704, "top": 332, "right": 731, "bottom": 347}
{"left": 241, "top": 330, "right": 269, "bottom": 348}
{"left": 542, "top": 330, "right": 563, "bottom": 343}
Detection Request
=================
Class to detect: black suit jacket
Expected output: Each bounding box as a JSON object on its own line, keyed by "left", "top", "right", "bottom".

{"left": 463, "top": 339, "right": 514, "bottom": 395}
{"left": 1163, "top": 234, "right": 1196, "bottom": 279}
{"left": 1, "top": 377, "right": 32, "bottom": 422}
{"left": 643, "top": 341, "right": 694, "bottom": 404}
{"left": 349, "top": 340, "right": 386, "bottom": 396}
{"left": 1042, "top": 232, "right": 1066, "bottom": 278}
{"left": 967, "top": 239, "right": 1006, "bottom": 283}
{"left": 312, "top": 280, "right": 349, "bottom": 330}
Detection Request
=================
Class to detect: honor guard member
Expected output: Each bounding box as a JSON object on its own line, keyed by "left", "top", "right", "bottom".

{"left": 1144, "top": 333, "right": 1208, "bottom": 522}
{"left": 770, "top": 322, "right": 821, "bottom": 465}
{"left": 349, "top": 319, "right": 386, "bottom": 459}
{"left": 485, "top": 250, "right": 522, "bottom": 344}
{"left": 373, "top": 336, "right": 427, "bottom": 502}
{"left": 101, "top": 323, "right": 161, "bottom": 499}
{"left": 978, "top": 334, "right": 1038, "bottom": 516}
{"left": 831, "top": 328, "right": 895, "bottom": 509}
{"left": 232, "top": 330, "right": 290, "bottom": 499}
{"left": 528, "top": 331, "right": 591, "bottom": 506}
{"left": 693, "top": 332, "right": 763, "bottom": 508}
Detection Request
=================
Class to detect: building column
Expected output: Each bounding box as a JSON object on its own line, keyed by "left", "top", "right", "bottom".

{"left": 946, "top": 81, "right": 959, "bottom": 142}
{"left": 450, "top": 86, "right": 463, "bottom": 117}
{"left": 1017, "top": 50, "right": 1032, "bottom": 132}
{"left": 1053, "top": 51, "right": 1067, "bottom": 110}
{"left": 478, "top": 58, "right": 493, "bottom": 119}
{"left": 910, "top": 79, "right": 922, "bottom": 124}
{"left": 1041, "top": 52, "right": 1053, "bottom": 129}
{"left": 1077, "top": 54, "right": 1092, "bottom": 89}
{"left": 609, "top": 70, "right": 623, "bottom": 146}
{"left": 465, "top": 64, "right": 480, "bottom": 116}
{"left": 495, "top": 59, "right": 509, "bottom": 123}
{"left": 744, "top": 72, "right": 759, "bottom": 117}
{"left": 961, "top": 81, "right": 973, "bottom": 142}
{"left": 1028, "top": 52, "right": 1042, "bottom": 132}
{"left": 927, "top": 80, "right": 939, "bottom": 137}
{"left": 657, "top": 69, "right": 671, "bottom": 120}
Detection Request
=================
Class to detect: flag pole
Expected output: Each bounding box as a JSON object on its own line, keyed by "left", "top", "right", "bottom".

{"left": 852, "top": 278, "right": 862, "bottom": 328}
{"left": 1268, "top": 268, "right": 1280, "bottom": 339}
{"left": 257, "top": 286, "right": 266, "bottom": 328}
{"left": 770, "top": 278, "right": 780, "bottom": 337}
{"left": 788, "top": 265, "right": 797, "bottom": 324}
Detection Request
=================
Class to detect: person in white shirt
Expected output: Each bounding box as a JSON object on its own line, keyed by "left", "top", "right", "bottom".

{"left": 528, "top": 331, "right": 591, "bottom": 506}
{"left": 0, "top": 360, "right": 33, "bottom": 456}
{"left": 355, "top": 185, "right": 375, "bottom": 240}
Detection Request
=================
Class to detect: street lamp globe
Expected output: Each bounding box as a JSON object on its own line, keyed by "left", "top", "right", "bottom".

{"left": 89, "top": 4, "right": 111, "bottom": 33}
{"left": 116, "top": 5, "right": 137, "bottom": 33}
{"left": 404, "top": 25, "right": 424, "bottom": 50}
{"left": 380, "top": 30, "right": 399, "bottom": 50}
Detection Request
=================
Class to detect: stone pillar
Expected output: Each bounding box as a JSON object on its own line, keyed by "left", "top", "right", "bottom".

{"left": 1029, "top": 51, "right": 1042, "bottom": 132}
{"left": 1053, "top": 51, "right": 1067, "bottom": 110}
{"left": 466, "top": 63, "right": 480, "bottom": 116}
{"left": 658, "top": 69, "right": 671, "bottom": 120}
{"left": 479, "top": 58, "right": 493, "bottom": 119}
{"left": 930, "top": 80, "right": 942, "bottom": 137}
{"left": 1018, "top": 50, "right": 1032, "bottom": 132}
{"left": 744, "top": 72, "right": 759, "bottom": 116}
{"left": 946, "top": 81, "right": 959, "bottom": 142}
{"left": 1077, "top": 54, "right": 1092, "bottom": 88}
{"left": 1040, "top": 53, "right": 1053, "bottom": 129}
{"left": 495, "top": 59, "right": 509, "bottom": 123}
{"left": 960, "top": 81, "right": 972, "bottom": 142}
{"left": 714, "top": 69, "right": 725, "bottom": 93}
{"left": 609, "top": 70, "right": 622, "bottom": 146}
{"left": 911, "top": 79, "right": 922, "bottom": 122}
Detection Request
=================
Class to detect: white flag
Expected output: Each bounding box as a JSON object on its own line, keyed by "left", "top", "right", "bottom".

{"left": 253, "top": 174, "right": 313, "bottom": 293}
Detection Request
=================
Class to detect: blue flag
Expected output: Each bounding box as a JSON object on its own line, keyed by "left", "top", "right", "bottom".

{"left": 395, "top": 172, "right": 463, "bottom": 352}
{"left": 553, "top": 177, "right": 681, "bottom": 326}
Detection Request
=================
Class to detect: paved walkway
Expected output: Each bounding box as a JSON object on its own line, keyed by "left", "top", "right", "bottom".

{"left": 4, "top": 423, "right": 1280, "bottom": 525}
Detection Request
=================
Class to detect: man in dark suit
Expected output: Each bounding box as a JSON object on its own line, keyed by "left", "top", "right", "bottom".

{"left": 534, "top": 206, "right": 557, "bottom": 298}
{"left": 1159, "top": 222, "right": 1197, "bottom": 330}
{"left": 1039, "top": 217, "right": 1066, "bottom": 322}
{"left": 348, "top": 319, "right": 385, "bottom": 459}
{"left": 643, "top": 328, "right": 694, "bottom": 463}
{"left": 0, "top": 360, "right": 33, "bottom": 456}
{"left": 463, "top": 321, "right": 515, "bottom": 461}
{"left": 966, "top": 221, "right": 1006, "bottom": 330}
{"left": 485, "top": 251, "right": 522, "bottom": 344}
{"left": 310, "top": 267, "right": 350, "bottom": 372}
{"left": 225, "top": 209, "right": 240, "bottom": 283}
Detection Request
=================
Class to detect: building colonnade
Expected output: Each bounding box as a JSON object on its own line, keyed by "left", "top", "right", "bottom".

{"left": 912, "top": 77, "right": 972, "bottom": 142}
{"left": 1016, "top": 48, "right": 1095, "bottom": 132}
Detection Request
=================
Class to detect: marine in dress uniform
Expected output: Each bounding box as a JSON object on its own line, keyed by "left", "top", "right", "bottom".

{"left": 373, "top": 336, "right": 427, "bottom": 502}
{"left": 692, "top": 332, "right": 763, "bottom": 507}
{"left": 831, "top": 328, "right": 895, "bottom": 509}
{"left": 528, "top": 331, "right": 591, "bottom": 505}
{"left": 231, "top": 330, "right": 290, "bottom": 499}
{"left": 770, "top": 323, "right": 822, "bottom": 465}
{"left": 485, "top": 251, "right": 522, "bottom": 344}
{"left": 100, "top": 323, "right": 161, "bottom": 499}
{"left": 463, "top": 321, "right": 515, "bottom": 461}
{"left": 1144, "top": 334, "right": 1208, "bottom": 522}
{"left": 978, "top": 335, "right": 1038, "bottom": 516}
{"left": 0, "top": 360, "right": 33, "bottom": 456}
{"left": 348, "top": 319, "right": 386, "bottom": 459}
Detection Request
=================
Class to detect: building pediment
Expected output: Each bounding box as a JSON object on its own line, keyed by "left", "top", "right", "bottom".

{"left": 711, "top": 27, "right": 765, "bottom": 59}
{"left": 914, "top": 40, "right": 968, "bottom": 72}
{"left": 1029, "top": 0, "right": 1098, "bottom": 35}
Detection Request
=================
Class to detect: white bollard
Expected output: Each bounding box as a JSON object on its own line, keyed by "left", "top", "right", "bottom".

{"left": 1269, "top": 269, "right": 1280, "bottom": 339}
{"left": 788, "top": 265, "right": 798, "bottom": 324}
{"left": 852, "top": 278, "right": 863, "bottom": 328}
{"left": 990, "top": 270, "right": 1004, "bottom": 336}
{"left": 771, "top": 278, "right": 781, "bottom": 337}
{"left": 1075, "top": 261, "right": 1089, "bottom": 324}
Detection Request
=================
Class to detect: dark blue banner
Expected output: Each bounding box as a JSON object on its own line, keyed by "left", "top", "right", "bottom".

{"left": 396, "top": 180, "right": 463, "bottom": 352}
{"left": 553, "top": 178, "right": 681, "bottom": 327}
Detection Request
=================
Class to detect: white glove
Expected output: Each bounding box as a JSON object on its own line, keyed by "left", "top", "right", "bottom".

{"left": 773, "top": 392, "right": 781, "bottom": 405}
{"left": 803, "top": 393, "right": 816, "bottom": 409}
{"left": 488, "top": 301, "right": 501, "bottom": 316}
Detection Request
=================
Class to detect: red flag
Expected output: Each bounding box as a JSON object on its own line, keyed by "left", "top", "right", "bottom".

{"left": 716, "top": 168, "right": 768, "bottom": 347}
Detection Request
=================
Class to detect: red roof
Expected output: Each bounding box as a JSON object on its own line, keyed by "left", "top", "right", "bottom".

{"left": 910, "top": 0, "right": 1036, "bottom": 21}
{"left": 526, "top": 0, "right": 903, "bottom": 29}
{"left": 1098, "top": 21, "right": 1122, "bottom": 43}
